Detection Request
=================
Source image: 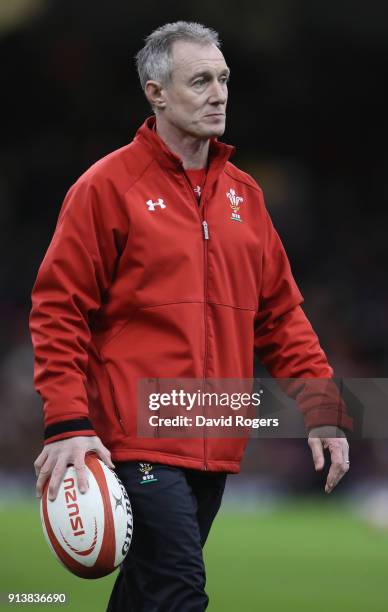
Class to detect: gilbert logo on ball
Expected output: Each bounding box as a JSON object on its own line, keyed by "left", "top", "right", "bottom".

{"left": 40, "top": 453, "right": 133, "bottom": 579}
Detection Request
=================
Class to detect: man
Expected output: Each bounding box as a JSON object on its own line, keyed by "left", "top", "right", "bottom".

{"left": 31, "top": 21, "right": 352, "bottom": 611}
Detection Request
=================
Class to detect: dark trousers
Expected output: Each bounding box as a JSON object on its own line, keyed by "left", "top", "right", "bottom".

{"left": 107, "top": 463, "right": 227, "bottom": 612}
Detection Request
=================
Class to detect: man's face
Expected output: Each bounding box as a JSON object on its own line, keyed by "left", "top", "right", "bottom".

{"left": 160, "top": 41, "right": 229, "bottom": 139}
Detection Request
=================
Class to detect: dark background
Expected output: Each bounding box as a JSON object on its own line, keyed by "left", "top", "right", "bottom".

{"left": 0, "top": 0, "right": 387, "bottom": 487}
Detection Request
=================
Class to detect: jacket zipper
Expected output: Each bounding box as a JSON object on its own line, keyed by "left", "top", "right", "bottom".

{"left": 182, "top": 171, "right": 209, "bottom": 470}
{"left": 202, "top": 218, "right": 209, "bottom": 471}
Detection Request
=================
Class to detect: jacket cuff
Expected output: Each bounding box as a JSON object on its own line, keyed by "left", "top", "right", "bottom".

{"left": 44, "top": 418, "right": 96, "bottom": 445}
{"left": 304, "top": 407, "right": 353, "bottom": 433}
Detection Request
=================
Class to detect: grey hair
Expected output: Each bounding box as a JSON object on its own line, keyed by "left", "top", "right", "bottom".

{"left": 135, "top": 21, "right": 221, "bottom": 90}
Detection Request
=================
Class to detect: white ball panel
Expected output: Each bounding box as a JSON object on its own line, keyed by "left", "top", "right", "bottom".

{"left": 45, "top": 465, "right": 104, "bottom": 567}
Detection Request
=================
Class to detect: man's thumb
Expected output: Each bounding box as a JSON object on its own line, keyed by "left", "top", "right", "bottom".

{"left": 96, "top": 446, "right": 115, "bottom": 469}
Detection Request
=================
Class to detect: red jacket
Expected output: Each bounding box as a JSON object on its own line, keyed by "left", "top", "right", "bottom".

{"left": 30, "top": 117, "right": 352, "bottom": 473}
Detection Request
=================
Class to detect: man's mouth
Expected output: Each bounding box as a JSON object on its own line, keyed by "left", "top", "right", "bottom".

{"left": 203, "top": 113, "right": 225, "bottom": 118}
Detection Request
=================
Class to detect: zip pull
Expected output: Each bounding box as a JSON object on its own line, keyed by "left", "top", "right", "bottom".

{"left": 202, "top": 220, "right": 209, "bottom": 240}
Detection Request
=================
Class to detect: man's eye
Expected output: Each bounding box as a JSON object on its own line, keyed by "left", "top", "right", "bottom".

{"left": 193, "top": 79, "right": 205, "bottom": 87}
{"left": 220, "top": 76, "right": 229, "bottom": 84}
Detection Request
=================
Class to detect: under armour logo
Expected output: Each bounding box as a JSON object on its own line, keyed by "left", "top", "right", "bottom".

{"left": 146, "top": 198, "right": 166, "bottom": 211}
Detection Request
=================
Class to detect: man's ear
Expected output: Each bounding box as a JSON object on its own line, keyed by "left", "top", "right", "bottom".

{"left": 144, "top": 80, "right": 166, "bottom": 110}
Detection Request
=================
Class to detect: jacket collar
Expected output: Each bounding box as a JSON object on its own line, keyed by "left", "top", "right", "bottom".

{"left": 134, "top": 116, "right": 235, "bottom": 177}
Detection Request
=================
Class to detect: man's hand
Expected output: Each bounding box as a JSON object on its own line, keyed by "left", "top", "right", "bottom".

{"left": 308, "top": 426, "right": 350, "bottom": 494}
{"left": 34, "top": 436, "right": 115, "bottom": 501}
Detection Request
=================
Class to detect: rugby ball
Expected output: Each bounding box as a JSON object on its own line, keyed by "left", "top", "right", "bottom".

{"left": 40, "top": 453, "right": 133, "bottom": 579}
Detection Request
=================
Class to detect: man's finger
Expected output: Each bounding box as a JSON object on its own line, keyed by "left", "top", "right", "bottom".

{"left": 342, "top": 442, "right": 350, "bottom": 464}
{"left": 325, "top": 441, "right": 349, "bottom": 493}
{"left": 94, "top": 444, "right": 115, "bottom": 470}
{"left": 48, "top": 458, "right": 69, "bottom": 501}
{"left": 308, "top": 438, "right": 325, "bottom": 471}
{"left": 36, "top": 457, "right": 55, "bottom": 498}
{"left": 73, "top": 451, "right": 89, "bottom": 494}
{"left": 34, "top": 449, "right": 48, "bottom": 477}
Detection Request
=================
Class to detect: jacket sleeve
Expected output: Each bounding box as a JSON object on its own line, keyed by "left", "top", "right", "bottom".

{"left": 29, "top": 175, "right": 128, "bottom": 444}
{"left": 254, "top": 197, "right": 353, "bottom": 432}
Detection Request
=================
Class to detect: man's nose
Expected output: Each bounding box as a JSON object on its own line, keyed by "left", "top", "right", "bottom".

{"left": 208, "top": 80, "right": 227, "bottom": 105}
